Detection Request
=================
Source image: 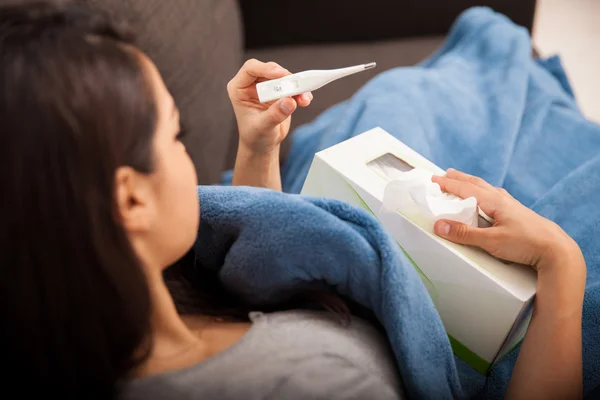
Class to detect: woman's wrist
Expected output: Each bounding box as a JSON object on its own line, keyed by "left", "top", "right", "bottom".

{"left": 237, "top": 139, "right": 280, "bottom": 159}
{"left": 535, "top": 243, "right": 586, "bottom": 318}
{"left": 236, "top": 124, "right": 284, "bottom": 157}
{"left": 537, "top": 237, "right": 585, "bottom": 278}
{"left": 232, "top": 141, "right": 282, "bottom": 190}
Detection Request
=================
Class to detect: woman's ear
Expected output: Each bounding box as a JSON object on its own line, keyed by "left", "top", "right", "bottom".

{"left": 114, "top": 166, "right": 155, "bottom": 233}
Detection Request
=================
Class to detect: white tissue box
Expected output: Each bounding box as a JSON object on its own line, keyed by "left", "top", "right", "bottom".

{"left": 301, "top": 127, "right": 537, "bottom": 374}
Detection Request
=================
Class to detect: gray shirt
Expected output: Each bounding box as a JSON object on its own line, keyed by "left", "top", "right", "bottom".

{"left": 121, "top": 310, "right": 404, "bottom": 400}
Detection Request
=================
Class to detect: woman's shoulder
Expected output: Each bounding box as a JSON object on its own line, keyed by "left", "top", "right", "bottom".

{"left": 120, "top": 310, "right": 404, "bottom": 400}
{"left": 253, "top": 310, "right": 404, "bottom": 399}
{"left": 250, "top": 310, "right": 395, "bottom": 367}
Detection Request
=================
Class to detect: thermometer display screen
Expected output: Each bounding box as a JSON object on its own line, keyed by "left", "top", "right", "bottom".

{"left": 273, "top": 80, "right": 299, "bottom": 93}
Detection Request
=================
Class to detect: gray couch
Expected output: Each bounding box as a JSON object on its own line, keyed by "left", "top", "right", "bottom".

{"left": 83, "top": 0, "right": 537, "bottom": 184}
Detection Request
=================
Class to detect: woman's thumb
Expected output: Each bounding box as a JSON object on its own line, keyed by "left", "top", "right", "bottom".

{"left": 259, "top": 98, "right": 296, "bottom": 131}
{"left": 434, "top": 219, "right": 486, "bottom": 247}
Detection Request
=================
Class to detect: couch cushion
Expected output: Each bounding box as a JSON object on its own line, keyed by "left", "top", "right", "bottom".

{"left": 83, "top": 0, "right": 243, "bottom": 184}
{"left": 224, "top": 36, "right": 443, "bottom": 168}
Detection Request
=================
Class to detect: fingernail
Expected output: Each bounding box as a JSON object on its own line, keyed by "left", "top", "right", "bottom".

{"left": 437, "top": 222, "right": 451, "bottom": 236}
{"left": 302, "top": 93, "right": 311, "bottom": 102}
{"left": 274, "top": 66, "right": 289, "bottom": 73}
{"left": 279, "top": 99, "right": 293, "bottom": 114}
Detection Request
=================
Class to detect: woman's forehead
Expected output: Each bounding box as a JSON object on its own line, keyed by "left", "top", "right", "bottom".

{"left": 138, "top": 51, "right": 177, "bottom": 125}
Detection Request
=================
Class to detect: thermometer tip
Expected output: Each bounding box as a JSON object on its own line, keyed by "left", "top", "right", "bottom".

{"left": 364, "top": 62, "right": 377, "bottom": 70}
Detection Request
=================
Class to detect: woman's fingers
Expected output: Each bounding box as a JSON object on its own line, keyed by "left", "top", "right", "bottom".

{"left": 229, "top": 59, "right": 290, "bottom": 90}
{"left": 433, "top": 175, "right": 489, "bottom": 201}
{"left": 444, "top": 167, "right": 516, "bottom": 201}
{"left": 446, "top": 168, "right": 496, "bottom": 192}
{"left": 256, "top": 98, "right": 297, "bottom": 132}
{"left": 432, "top": 175, "right": 500, "bottom": 218}
{"left": 228, "top": 59, "right": 315, "bottom": 107}
{"left": 434, "top": 219, "right": 496, "bottom": 248}
{"left": 293, "top": 92, "right": 313, "bottom": 107}
{"left": 496, "top": 187, "right": 513, "bottom": 198}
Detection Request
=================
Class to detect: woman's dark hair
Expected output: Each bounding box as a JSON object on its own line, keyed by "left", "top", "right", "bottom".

{"left": 0, "top": 1, "right": 155, "bottom": 398}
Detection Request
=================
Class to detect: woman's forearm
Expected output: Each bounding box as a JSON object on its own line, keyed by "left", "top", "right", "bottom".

{"left": 507, "top": 252, "right": 586, "bottom": 400}
{"left": 232, "top": 142, "right": 282, "bottom": 191}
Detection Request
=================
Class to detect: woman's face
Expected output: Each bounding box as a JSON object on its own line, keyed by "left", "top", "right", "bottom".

{"left": 116, "top": 51, "right": 199, "bottom": 271}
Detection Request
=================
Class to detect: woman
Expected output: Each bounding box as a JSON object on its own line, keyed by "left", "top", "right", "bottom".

{"left": 0, "top": 2, "right": 586, "bottom": 400}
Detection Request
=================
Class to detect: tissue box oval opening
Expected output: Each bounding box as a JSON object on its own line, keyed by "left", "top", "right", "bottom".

{"left": 301, "top": 127, "right": 537, "bottom": 374}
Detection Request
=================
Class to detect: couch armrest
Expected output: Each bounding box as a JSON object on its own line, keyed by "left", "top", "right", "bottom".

{"left": 239, "top": 0, "right": 537, "bottom": 49}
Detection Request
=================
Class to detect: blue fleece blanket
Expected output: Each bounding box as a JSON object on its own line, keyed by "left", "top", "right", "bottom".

{"left": 202, "top": 7, "right": 600, "bottom": 399}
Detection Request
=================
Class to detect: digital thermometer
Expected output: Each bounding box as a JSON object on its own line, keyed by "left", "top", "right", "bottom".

{"left": 257, "top": 62, "right": 377, "bottom": 103}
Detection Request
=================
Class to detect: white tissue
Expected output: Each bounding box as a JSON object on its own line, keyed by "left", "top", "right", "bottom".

{"left": 380, "top": 168, "right": 478, "bottom": 228}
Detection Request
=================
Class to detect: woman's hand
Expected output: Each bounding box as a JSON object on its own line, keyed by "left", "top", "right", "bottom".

{"left": 227, "top": 59, "right": 312, "bottom": 155}
{"left": 433, "top": 169, "right": 586, "bottom": 400}
{"left": 431, "top": 168, "right": 584, "bottom": 273}
{"left": 228, "top": 59, "right": 312, "bottom": 190}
